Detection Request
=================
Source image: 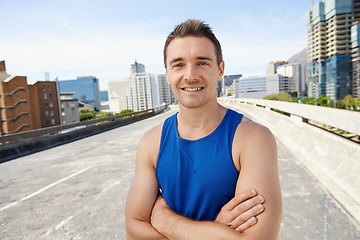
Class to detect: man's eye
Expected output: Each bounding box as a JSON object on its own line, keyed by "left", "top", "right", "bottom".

{"left": 199, "top": 62, "right": 208, "bottom": 66}
{"left": 173, "top": 64, "right": 183, "bottom": 68}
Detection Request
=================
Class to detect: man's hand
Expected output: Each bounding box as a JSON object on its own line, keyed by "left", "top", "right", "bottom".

{"left": 215, "top": 189, "right": 264, "bottom": 232}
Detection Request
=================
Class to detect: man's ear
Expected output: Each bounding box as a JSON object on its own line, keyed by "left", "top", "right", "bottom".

{"left": 218, "top": 61, "right": 225, "bottom": 81}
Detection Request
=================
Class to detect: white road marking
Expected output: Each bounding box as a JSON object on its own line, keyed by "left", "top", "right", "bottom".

{"left": 0, "top": 167, "right": 91, "bottom": 212}
{"left": 55, "top": 215, "right": 73, "bottom": 230}
{"left": 46, "top": 180, "right": 121, "bottom": 235}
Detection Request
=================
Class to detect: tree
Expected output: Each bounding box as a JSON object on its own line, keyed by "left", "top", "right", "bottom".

{"left": 342, "top": 94, "right": 354, "bottom": 105}
{"left": 120, "top": 109, "right": 134, "bottom": 114}
{"left": 263, "top": 92, "right": 293, "bottom": 102}
{"left": 80, "top": 113, "right": 96, "bottom": 121}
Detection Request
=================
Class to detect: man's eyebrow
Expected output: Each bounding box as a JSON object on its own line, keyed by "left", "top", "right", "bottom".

{"left": 169, "top": 56, "right": 213, "bottom": 65}
{"left": 169, "top": 58, "right": 183, "bottom": 65}
{"left": 197, "top": 56, "right": 212, "bottom": 61}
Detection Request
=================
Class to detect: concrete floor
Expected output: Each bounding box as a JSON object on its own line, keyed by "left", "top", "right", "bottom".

{"left": 0, "top": 105, "right": 359, "bottom": 239}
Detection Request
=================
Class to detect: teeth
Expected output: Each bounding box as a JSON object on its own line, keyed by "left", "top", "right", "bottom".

{"left": 184, "top": 87, "right": 202, "bottom": 92}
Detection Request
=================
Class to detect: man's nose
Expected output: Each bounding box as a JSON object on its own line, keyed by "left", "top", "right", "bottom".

{"left": 184, "top": 65, "right": 199, "bottom": 82}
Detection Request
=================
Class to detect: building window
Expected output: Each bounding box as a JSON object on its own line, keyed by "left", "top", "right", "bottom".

{"left": 44, "top": 93, "right": 47, "bottom": 99}
{"left": 51, "top": 119, "right": 55, "bottom": 125}
{"left": 49, "top": 93, "right": 53, "bottom": 99}
{"left": 46, "top": 120, "right": 50, "bottom": 126}
{"left": 45, "top": 111, "right": 49, "bottom": 117}
{"left": 50, "top": 110, "right": 54, "bottom": 117}
{"left": 45, "top": 102, "right": 48, "bottom": 108}
{"left": 49, "top": 102, "right": 53, "bottom": 108}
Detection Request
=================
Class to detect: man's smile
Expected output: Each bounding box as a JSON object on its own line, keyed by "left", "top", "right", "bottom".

{"left": 181, "top": 87, "right": 204, "bottom": 92}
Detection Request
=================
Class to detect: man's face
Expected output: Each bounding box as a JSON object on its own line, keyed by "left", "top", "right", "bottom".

{"left": 165, "top": 36, "right": 224, "bottom": 109}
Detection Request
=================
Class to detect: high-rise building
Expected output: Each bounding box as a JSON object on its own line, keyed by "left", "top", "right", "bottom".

{"left": 125, "top": 72, "right": 159, "bottom": 111}
{"left": 351, "top": 0, "right": 360, "bottom": 98}
{"left": 58, "top": 76, "right": 101, "bottom": 111}
{"left": 157, "top": 74, "right": 177, "bottom": 105}
{"left": 306, "top": 0, "right": 356, "bottom": 99}
{"left": 123, "top": 62, "right": 176, "bottom": 112}
{"left": 0, "top": 60, "right": 60, "bottom": 135}
{"left": 277, "top": 63, "right": 305, "bottom": 97}
{"left": 130, "top": 61, "right": 145, "bottom": 74}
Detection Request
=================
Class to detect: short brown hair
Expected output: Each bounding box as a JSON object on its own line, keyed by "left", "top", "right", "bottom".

{"left": 163, "top": 19, "right": 223, "bottom": 68}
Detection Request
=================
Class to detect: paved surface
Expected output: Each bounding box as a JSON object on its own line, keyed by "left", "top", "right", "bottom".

{"left": 0, "top": 105, "right": 359, "bottom": 239}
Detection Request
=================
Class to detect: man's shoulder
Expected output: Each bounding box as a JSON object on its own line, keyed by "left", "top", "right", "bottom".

{"left": 137, "top": 121, "right": 164, "bottom": 168}
{"left": 142, "top": 121, "right": 164, "bottom": 144}
{"left": 235, "top": 116, "right": 275, "bottom": 146}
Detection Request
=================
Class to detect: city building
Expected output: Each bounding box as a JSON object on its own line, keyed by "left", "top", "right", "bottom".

{"left": 157, "top": 74, "right": 177, "bottom": 105}
{"left": 218, "top": 74, "right": 242, "bottom": 96}
{"left": 123, "top": 61, "right": 157, "bottom": 111}
{"left": 266, "top": 61, "right": 288, "bottom": 75}
{"left": 131, "top": 60, "right": 146, "bottom": 74}
{"left": 58, "top": 76, "right": 101, "bottom": 111}
{"left": 234, "top": 74, "right": 289, "bottom": 99}
{"left": 277, "top": 63, "right": 306, "bottom": 97}
{"left": 60, "top": 93, "right": 80, "bottom": 124}
{"left": 122, "top": 61, "right": 176, "bottom": 112}
{"left": 108, "top": 79, "right": 131, "bottom": 112}
{"left": 125, "top": 72, "right": 159, "bottom": 111}
{"left": 306, "top": 0, "right": 358, "bottom": 99}
{"left": 100, "top": 90, "right": 109, "bottom": 102}
{"left": 100, "top": 91, "right": 109, "bottom": 110}
{"left": 0, "top": 60, "right": 60, "bottom": 135}
{"left": 29, "top": 81, "right": 61, "bottom": 129}
{"left": 351, "top": 0, "right": 360, "bottom": 98}
{"left": 224, "top": 85, "right": 235, "bottom": 96}
{"left": 78, "top": 102, "right": 95, "bottom": 112}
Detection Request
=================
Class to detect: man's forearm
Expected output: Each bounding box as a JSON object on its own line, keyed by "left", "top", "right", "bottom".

{"left": 126, "top": 217, "right": 168, "bottom": 240}
{"left": 152, "top": 207, "right": 244, "bottom": 240}
{"left": 151, "top": 196, "right": 245, "bottom": 240}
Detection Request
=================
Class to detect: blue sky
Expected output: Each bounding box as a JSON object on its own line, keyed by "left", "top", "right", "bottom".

{"left": 1, "top": 0, "right": 314, "bottom": 90}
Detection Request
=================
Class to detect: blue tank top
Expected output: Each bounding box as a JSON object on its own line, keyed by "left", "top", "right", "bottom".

{"left": 156, "top": 109, "right": 243, "bottom": 221}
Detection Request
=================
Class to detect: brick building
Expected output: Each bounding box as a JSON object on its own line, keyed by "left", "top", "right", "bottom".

{"left": 0, "top": 61, "right": 60, "bottom": 136}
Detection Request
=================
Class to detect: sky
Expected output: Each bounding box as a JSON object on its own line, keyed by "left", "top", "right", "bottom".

{"left": 0, "top": 0, "right": 315, "bottom": 90}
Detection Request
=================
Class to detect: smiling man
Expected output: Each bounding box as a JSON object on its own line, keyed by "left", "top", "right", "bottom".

{"left": 125, "top": 19, "right": 282, "bottom": 239}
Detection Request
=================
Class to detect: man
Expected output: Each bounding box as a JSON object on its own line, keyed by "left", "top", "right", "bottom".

{"left": 126, "top": 19, "right": 282, "bottom": 239}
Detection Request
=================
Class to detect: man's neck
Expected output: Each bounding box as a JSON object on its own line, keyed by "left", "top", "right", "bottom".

{"left": 177, "top": 99, "right": 227, "bottom": 140}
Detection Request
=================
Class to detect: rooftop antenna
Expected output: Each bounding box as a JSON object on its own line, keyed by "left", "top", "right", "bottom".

{"left": 44, "top": 72, "right": 50, "bottom": 81}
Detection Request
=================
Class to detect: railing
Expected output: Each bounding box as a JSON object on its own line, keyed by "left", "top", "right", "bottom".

{"left": 0, "top": 100, "right": 27, "bottom": 110}
{"left": 219, "top": 98, "right": 360, "bottom": 224}
{"left": 222, "top": 98, "right": 360, "bottom": 136}
{"left": 0, "top": 105, "right": 167, "bottom": 145}
{"left": 1, "top": 112, "right": 29, "bottom": 123}
{"left": 0, "top": 87, "right": 26, "bottom": 97}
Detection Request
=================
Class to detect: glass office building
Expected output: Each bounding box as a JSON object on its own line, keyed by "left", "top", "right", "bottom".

{"left": 351, "top": 23, "right": 360, "bottom": 98}
{"left": 306, "top": 0, "right": 354, "bottom": 99}
{"left": 58, "top": 76, "right": 101, "bottom": 111}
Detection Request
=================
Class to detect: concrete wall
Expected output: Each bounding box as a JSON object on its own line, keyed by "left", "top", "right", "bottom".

{"left": 219, "top": 99, "right": 360, "bottom": 225}
{"left": 0, "top": 105, "right": 168, "bottom": 162}
{"left": 235, "top": 98, "right": 360, "bottom": 136}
